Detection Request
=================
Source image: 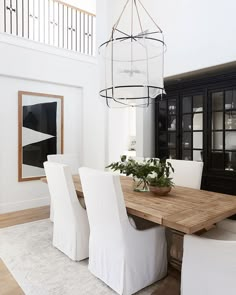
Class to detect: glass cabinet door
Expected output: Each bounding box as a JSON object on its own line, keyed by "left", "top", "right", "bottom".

{"left": 210, "top": 89, "right": 236, "bottom": 172}
{"left": 156, "top": 97, "right": 178, "bottom": 159}
{"left": 181, "top": 94, "right": 204, "bottom": 161}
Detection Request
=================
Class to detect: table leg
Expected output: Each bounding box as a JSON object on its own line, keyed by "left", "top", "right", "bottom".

{"left": 151, "top": 267, "right": 180, "bottom": 295}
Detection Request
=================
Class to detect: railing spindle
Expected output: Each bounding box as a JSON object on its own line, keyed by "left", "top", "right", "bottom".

{"left": 83, "top": 13, "right": 85, "bottom": 54}
{"left": 4, "top": 0, "right": 6, "bottom": 32}
{"left": 62, "top": 4, "right": 64, "bottom": 48}
{"left": 70, "top": 9, "right": 74, "bottom": 50}
{"left": 9, "top": 0, "right": 12, "bottom": 34}
{"left": 87, "top": 14, "right": 89, "bottom": 55}
{"left": 22, "top": 0, "right": 24, "bottom": 37}
{"left": 66, "top": 6, "right": 68, "bottom": 49}
{"left": 75, "top": 10, "right": 77, "bottom": 52}
{"left": 53, "top": 0, "right": 55, "bottom": 45}
{"left": 38, "top": 0, "right": 40, "bottom": 41}
{"left": 79, "top": 11, "right": 81, "bottom": 53}
{"left": 48, "top": 0, "right": 50, "bottom": 44}
{"left": 58, "top": 2, "right": 60, "bottom": 47}
{"left": 1, "top": 0, "right": 95, "bottom": 56}
{"left": 16, "top": 0, "right": 18, "bottom": 35}
{"left": 91, "top": 16, "right": 93, "bottom": 55}
{"left": 27, "top": 0, "right": 29, "bottom": 38}
{"left": 33, "top": 0, "right": 35, "bottom": 40}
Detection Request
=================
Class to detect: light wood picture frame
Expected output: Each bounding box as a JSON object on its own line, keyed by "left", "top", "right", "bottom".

{"left": 18, "top": 91, "right": 64, "bottom": 181}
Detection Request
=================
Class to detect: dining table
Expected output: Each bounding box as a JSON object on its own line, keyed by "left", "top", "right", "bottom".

{"left": 42, "top": 174, "right": 236, "bottom": 295}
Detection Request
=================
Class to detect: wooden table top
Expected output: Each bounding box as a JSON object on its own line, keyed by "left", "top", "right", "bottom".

{"left": 42, "top": 175, "right": 236, "bottom": 234}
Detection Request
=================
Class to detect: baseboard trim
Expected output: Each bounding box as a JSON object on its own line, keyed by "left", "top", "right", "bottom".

{"left": 0, "top": 197, "right": 50, "bottom": 214}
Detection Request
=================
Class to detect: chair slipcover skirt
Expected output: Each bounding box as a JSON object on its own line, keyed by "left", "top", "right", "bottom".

{"left": 79, "top": 167, "right": 167, "bottom": 295}
{"left": 181, "top": 229, "right": 236, "bottom": 295}
{"left": 44, "top": 162, "right": 89, "bottom": 261}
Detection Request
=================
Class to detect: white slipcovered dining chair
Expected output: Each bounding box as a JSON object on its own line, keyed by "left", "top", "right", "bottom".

{"left": 167, "top": 159, "right": 203, "bottom": 189}
{"left": 181, "top": 226, "right": 236, "bottom": 295}
{"left": 44, "top": 162, "right": 89, "bottom": 261}
{"left": 47, "top": 153, "right": 80, "bottom": 174}
{"left": 130, "top": 156, "right": 145, "bottom": 162}
{"left": 217, "top": 218, "right": 236, "bottom": 233}
{"left": 79, "top": 167, "right": 167, "bottom": 295}
{"left": 47, "top": 153, "right": 80, "bottom": 221}
{"left": 131, "top": 156, "right": 159, "bottom": 163}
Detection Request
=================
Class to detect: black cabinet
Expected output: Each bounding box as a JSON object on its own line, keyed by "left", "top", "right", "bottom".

{"left": 155, "top": 69, "right": 236, "bottom": 195}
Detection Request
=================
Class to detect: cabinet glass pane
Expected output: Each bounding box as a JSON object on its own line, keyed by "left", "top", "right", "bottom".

{"left": 182, "top": 114, "right": 192, "bottom": 130}
{"left": 159, "top": 132, "right": 167, "bottom": 149}
{"left": 193, "top": 113, "right": 203, "bottom": 130}
{"left": 168, "top": 116, "right": 176, "bottom": 131}
{"left": 159, "top": 149, "right": 169, "bottom": 160}
{"left": 182, "top": 132, "right": 192, "bottom": 149}
{"left": 159, "top": 101, "right": 167, "bottom": 131}
{"left": 159, "top": 100, "right": 167, "bottom": 112}
{"left": 182, "top": 97, "right": 192, "bottom": 113}
{"left": 210, "top": 151, "right": 224, "bottom": 169}
{"left": 168, "top": 133, "right": 176, "bottom": 148}
{"left": 168, "top": 100, "right": 176, "bottom": 115}
{"left": 225, "top": 151, "right": 236, "bottom": 171}
{"left": 225, "top": 90, "right": 236, "bottom": 110}
{"left": 225, "top": 132, "right": 236, "bottom": 150}
{"left": 193, "top": 150, "right": 203, "bottom": 162}
{"left": 212, "top": 92, "right": 223, "bottom": 111}
{"left": 169, "top": 149, "right": 176, "bottom": 159}
{"left": 225, "top": 112, "right": 236, "bottom": 130}
{"left": 158, "top": 120, "right": 166, "bottom": 131}
{"left": 182, "top": 150, "right": 191, "bottom": 161}
{"left": 212, "top": 112, "right": 223, "bottom": 130}
{"left": 212, "top": 132, "right": 223, "bottom": 150}
{"left": 193, "top": 132, "right": 203, "bottom": 149}
{"left": 193, "top": 95, "right": 203, "bottom": 112}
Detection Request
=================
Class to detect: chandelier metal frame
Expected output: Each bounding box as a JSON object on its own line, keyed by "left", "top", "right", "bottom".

{"left": 99, "top": 0, "right": 166, "bottom": 108}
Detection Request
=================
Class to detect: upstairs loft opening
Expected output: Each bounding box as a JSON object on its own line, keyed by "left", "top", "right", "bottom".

{"left": 0, "top": 0, "right": 96, "bottom": 56}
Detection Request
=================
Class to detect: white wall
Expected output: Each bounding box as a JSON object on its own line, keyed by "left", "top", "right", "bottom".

{"left": 137, "top": 0, "right": 236, "bottom": 77}
{"left": 0, "top": 77, "right": 82, "bottom": 213}
{"left": 97, "top": 0, "right": 142, "bottom": 164}
{"left": 0, "top": 33, "right": 106, "bottom": 213}
{"left": 101, "top": 0, "right": 236, "bottom": 159}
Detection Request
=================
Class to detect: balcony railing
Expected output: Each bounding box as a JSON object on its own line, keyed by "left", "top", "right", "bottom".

{"left": 0, "top": 0, "right": 96, "bottom": 55}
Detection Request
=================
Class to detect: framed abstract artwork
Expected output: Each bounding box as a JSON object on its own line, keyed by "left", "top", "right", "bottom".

{"left": 18, "top": 91, "right": 64, "bottom": 181}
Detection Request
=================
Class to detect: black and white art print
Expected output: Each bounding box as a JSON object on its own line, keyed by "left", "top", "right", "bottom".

{"left": 18, "top": 91, "right": 64, "bottom": 181}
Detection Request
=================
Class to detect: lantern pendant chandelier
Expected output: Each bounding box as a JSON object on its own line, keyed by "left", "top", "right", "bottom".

{"left": 99, "top": 0, "right": 166, "bottom": 108}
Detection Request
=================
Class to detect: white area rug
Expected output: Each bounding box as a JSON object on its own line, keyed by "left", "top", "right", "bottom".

{"left": 0, "top": 219, "right": 161, "bottom": 295}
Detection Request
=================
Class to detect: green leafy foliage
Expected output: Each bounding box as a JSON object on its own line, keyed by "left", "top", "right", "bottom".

{"left": 106, "top": 156, "right": 175, "bottom": 188}
{"left": 147, "top": 159, "right": 175, "bottom": 188}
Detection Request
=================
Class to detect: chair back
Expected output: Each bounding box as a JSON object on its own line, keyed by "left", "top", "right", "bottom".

{"left": 44, "top": 162, "right": 84, "bottom": 223}
{"left": 167, "top": 159, "right": 203, "bottom": 189}
{"left": 79, "top": 167, "right": 128, "bottom": 241}
{"left": 47, "top": 153, "right": 79, "bottom": 174}
{"left": 131, "top": 157, "right": 159, "bottom": 163}
{"left": 131, "top": 156, "right": 145, "bottom": 163}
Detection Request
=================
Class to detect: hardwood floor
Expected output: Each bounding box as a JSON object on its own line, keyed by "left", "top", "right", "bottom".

{"left": 0, "top": 206, "right": 50, "bottom": 295}
{"left": 0, "top": 259, "right": 24, "bottom": 295}
{"left": 152, "top": 268, "right": 180, "bottom": 295}
{"left": 0, "top": 206, "right": 50, "bottom": 228}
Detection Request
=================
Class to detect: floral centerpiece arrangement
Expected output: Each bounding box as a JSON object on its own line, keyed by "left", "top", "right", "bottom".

{"left": 106, "top": 155, "right": 174, "bottom": 194}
